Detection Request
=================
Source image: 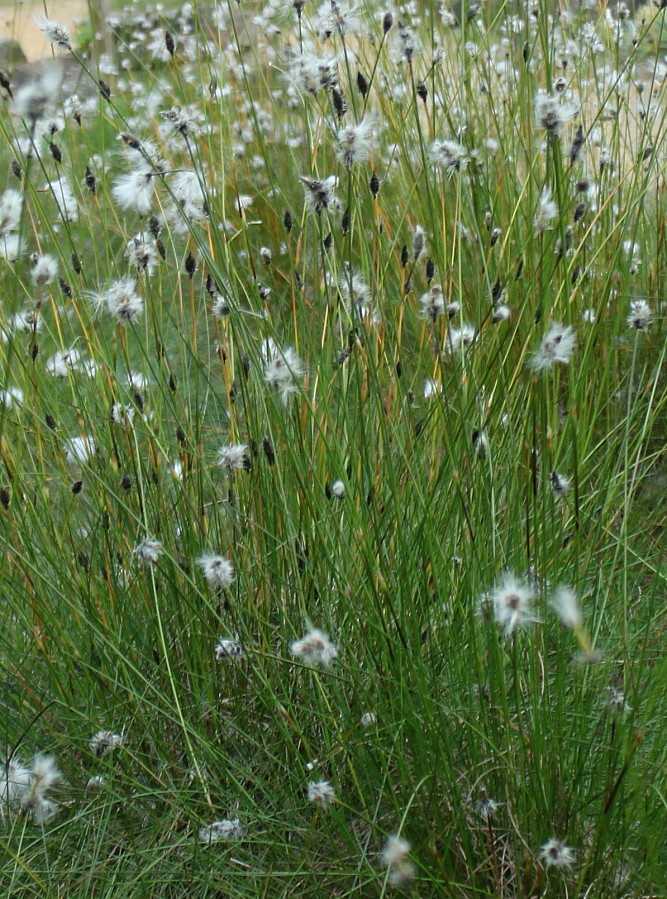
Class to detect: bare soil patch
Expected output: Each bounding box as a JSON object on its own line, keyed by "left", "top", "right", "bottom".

{"left": 0, "top": 0, "right": 87, "bottom": 62}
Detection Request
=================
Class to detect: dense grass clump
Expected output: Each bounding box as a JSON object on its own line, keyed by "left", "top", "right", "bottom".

{"left": 1, "top": 0, "right": 667, "bottom": 895}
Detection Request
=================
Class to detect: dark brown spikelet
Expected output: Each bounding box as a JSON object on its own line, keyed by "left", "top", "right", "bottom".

{"left": 120, "top": 474, "right": 132, "bottom": 491}
{"left": 71, "top": 480, "right": 83, "bottom": 495}
{"left": 71, "top": 252, "right": 81, "bottom": 274}
{"left": 176, "top": 426, "right": 187, "bottom": 444}
{"left": 185, "top": 252, "right": 197, "bottom": 278}
{"left": 49, "top": 142, "right": 62, "bottom": 163}
{"left": 45, "top": 414, "right": 57, "bottom": 430}
{"left": 262, "top": 437, "right": 275, "bottom": 465}
{"left": 283, "top": 209, "right": 293, "bottom": 233}
{"left": 356, "top": 71, "right": 368, "bottom": 97}
{"left": 59, "top": 278, "right": 72, "bottom": 298}
{"left": 148, "top": 215, "right": 160, "bottom": 238}
{"left": 569, "top": 124, "right": 584, "bottom": 164}
{"left": 426, "top": 258, "right": 435, "bottom": 281}
{"left": 573, "top": 202, "right": 585, "bottom": 223}
{"left": 400, "top": 245, "right": 409, "bottom": 267}
{"left": 341, "top": 207, "right": 350, "bottom": 235}
{"left": 0, "top": 486, "right": 10, "bottom": 508}
{"left": 84, "top": 166, "right": 97, "bottom": 194}
{"left": 10, "top": 159, "right": 21, "bottom": 179}
{"left": 98, "top": 80, "right": 111, "bottom": 101}
{"left": 0, "top": 70, "right": 12, "bottom": 98}
{"left": 169, "top": 374, "right": 177, "bottom": 392}
{"left": 295, "top": 538, "right": 308, "bottom": 572}
{"left": 165, "top": 31, "right": 175, "bottom": 56}
{"left": 416, "top": 81, "right": 428, "bottom": 103}
{"left": 332, "top": 87, "right": 347, "bottom": 118}
{"left": 323, "top": 232, "right": 332, "bottom": 252}
{"left": 156, "top": 239, "right": 166, "bottom": 260}
{"left": 383, "top": 11, "right": 393, "bottom": 32}
{"left": 492, "top": 277, "right": 503, "bottom": 302}
{"left": 412, "top": 228, "right": 425, "bottom": 260}
{"left": 121, "top": 133, "right": 141, "bottom": 151}
{"left": 206, "top": 274, "right": 218, "bottom": 296}
{"left": 370, "top": 171, "right": 380, "bottom": 197}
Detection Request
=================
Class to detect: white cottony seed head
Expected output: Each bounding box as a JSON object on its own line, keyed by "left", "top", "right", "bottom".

{"left": 90, "top": 730, "right": 124, "bottom": 758}
{"left": 331, "top": 480, "right": 345, "bottom": 499}
{"left": 488, "top": 572, "right": 538, "bottom": 637}
{"left": 550, "top": 586, "right": 582, "bottom": 630}
{"left": 133, "top": 537, "right": 164, "bottom": 566}
{"left": 529, "top": 323, "right": 576, "bottom": 373}
{"left": 540, "top": 838, "right": 575, "bottom": 868}
{"left": 381, "top": 834, "right": 416, "bottom": 887}
{"left": 199, "top": 818, "right": 245, "bottom": 843}
{"left": 307, "top": 780, "right": 336, "bottom": 807}
{"left": 0, "top": 190, "right": 23, "bottom": 235}
{"left": 65, "top": 435, "right": 96, "bottom": 465}
{"left": 35, "top": 16, "right": 72, "bottom": 50}
{"left": 214, "top": 638, "right": 245, "bottom": 660}
{"left": 216, "top": 444, "right": 250, "bottom": 471}
{"left": 627, "top": 299, "right": 651, "bottom": 330}
{"left": 290, "top": 628, "right": 338, "bottom": 667}
{"left": 197, "top": 554, "right": 235, "bottom": 589}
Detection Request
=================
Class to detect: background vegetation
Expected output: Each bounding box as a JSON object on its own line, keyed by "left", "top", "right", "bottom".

{"left": 1, "top": 0, "right": 667, "bottom": 895}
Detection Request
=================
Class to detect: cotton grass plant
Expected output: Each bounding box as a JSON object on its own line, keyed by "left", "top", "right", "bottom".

{"left": 1, "top": 0, "right": 667, "bottom": 895}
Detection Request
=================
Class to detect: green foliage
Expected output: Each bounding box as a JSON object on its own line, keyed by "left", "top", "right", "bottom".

{"left": 1, "top": 1, "right": 667, "bottom": 896}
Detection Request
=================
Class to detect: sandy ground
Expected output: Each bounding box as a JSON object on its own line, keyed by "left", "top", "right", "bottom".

{"left": 0, "top": 1, "right": 87, "bottom": 62}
